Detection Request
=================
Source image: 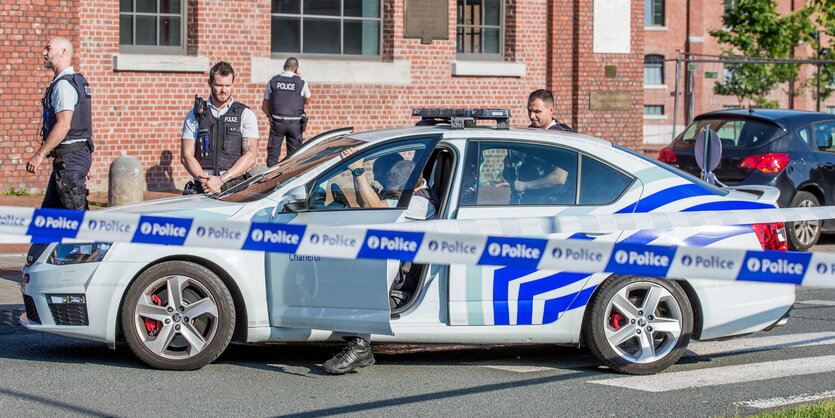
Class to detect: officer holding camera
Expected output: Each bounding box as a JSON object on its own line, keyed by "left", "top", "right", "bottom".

{"left": 26, "top": 37, "right": 94, "bottom": 210}
{"left": 261, "top": 57, "right": 310, "bottom": 167}
{"left": 180, "top": 61, "right": 258, "bottom": 194}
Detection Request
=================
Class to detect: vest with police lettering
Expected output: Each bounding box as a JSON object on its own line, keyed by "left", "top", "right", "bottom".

{"left": 41, "top": 73, "right": 93, "bottom": 143}
{"left": 195, "top": 101, "right": 247, "bottom": 172}
{"left": 268, "top": 74, "right": 305, "bottom": 117}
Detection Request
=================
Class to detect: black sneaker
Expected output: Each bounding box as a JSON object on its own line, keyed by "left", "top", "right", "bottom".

{"left": 323, "top": 338, "right": 375, "bottom": 374}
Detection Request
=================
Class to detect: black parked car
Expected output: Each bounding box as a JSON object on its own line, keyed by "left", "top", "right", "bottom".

{"left": 659, "top": 109, "right": 835, "bottom": 251}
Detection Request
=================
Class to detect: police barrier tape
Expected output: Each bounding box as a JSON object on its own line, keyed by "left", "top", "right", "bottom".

{"left": 1, "top": 206, "right": 834, "bottom": 289}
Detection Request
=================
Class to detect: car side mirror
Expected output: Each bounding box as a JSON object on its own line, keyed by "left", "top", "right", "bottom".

{"left": 281, "top": 185, "right": 308, "bottom": 212}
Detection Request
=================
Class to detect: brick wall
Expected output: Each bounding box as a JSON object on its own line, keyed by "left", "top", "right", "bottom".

{"left": 0, "top": 0, "right": 78, "bottom": 190}
{"left": 2, "top": 0, "right": 644, "bottom": 193}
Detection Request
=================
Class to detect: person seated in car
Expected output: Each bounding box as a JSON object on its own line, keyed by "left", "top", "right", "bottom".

{"left": 503, "top": 149, "right": 568, "bottom": 204}
{"left": 322, "top": 149, "right": 437, "bottom": 375}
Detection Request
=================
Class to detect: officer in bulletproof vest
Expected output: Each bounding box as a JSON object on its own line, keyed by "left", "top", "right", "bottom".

{"left": 180, "top": 61, "right": 259, "bottom": 194}
{"left": 261, "top": 57, "right": 311, "bottom": 167}
{"left": 527, "top": 89, "right": 573, "bottom": 132}
{"left": 26, "top": 37, "right": 94, "bottom": 210}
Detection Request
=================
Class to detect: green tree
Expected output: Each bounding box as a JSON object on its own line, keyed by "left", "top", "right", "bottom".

{"left": 710, "top": 0, "right": 813, "bottom": 107}
{"left": 805, "top": 0, "right": 835, "bottom": 105}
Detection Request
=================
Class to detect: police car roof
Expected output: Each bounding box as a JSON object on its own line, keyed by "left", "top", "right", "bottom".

{"left": 345, "top": 124, "right": 613, "bottom": 148}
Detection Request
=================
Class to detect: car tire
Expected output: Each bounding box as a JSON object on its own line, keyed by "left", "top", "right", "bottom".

{"left": 583, "top": 276, "right": 693, "bottom": 375}
{"left": 121, "top": 261, "right": 235, "bottom": 370}
{"left": 786, "top": 191, "right": 821, "bottom": 251}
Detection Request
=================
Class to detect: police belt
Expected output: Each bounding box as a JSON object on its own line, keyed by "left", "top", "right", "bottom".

{"left": 271, "top": 115, "right": 303, "bottom": 122}
{"left": 48, "top": 139, "right": 92, "bottom": 159}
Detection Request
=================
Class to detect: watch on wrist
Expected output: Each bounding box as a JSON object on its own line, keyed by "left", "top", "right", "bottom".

{"left": 351, "top": 167, "right": 365, "bottom": 177}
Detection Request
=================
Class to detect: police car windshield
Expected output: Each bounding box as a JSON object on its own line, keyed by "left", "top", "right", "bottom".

{"left": 216, "top": 136, "right": 363, "bottom": 202}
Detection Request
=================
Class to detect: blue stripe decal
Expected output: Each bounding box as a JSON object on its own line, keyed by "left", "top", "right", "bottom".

{"left": 516, "top": 272, "right": 590, "bottom": 325}
{"left": 568, "top": 233, "right": 595, "bottom": 241}
{"left": 541, "top": 285, "right": 598, "bottom": 324}
{"left": 682, "top": 225, "right": 753, "bottom": 247}
{"left": 492, "top": 267, "right": 537, "bottom": 325}
{"left": 620, "top": 229, "right": 672, "bottom": 245}
{"left": 683, "top": 201, "right": 774, "bottom": 212}
{"left": 634, "top": 184, "right": 713, "bottom": 213}
{"left": 615, "top": 201, "right": 638, "bottom": 214}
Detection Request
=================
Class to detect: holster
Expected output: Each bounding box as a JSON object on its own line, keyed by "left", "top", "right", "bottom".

{"left": 300, "top": 113, "right": 308, "bottom": 133}
{"left": 50, "top": 141, "right": 91, "bottom": 210}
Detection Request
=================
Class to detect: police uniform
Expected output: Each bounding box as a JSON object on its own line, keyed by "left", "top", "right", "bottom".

{"left": 264, "top": 71, "right": 310, "bottom": 166}
{"left": 181, "top": 97, "right": 258, "bottom": 192}
{"left": 529, "top": 118, "right": 573, "bottom": 132}
{"left": 41, "top": 66, "right": 94, "bottom": 210}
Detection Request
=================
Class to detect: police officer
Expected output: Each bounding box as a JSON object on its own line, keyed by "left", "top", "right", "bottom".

{"left": 527, "top": 89, "right": 573, "bottom": 132}
{"left": 262, "top": 57, "right": 310, "bottom": 167}
{"left": 26, "top": 37, "right": 94, "bottom": 210}
{"left": 180, "top": 61, "right": 258, "bottom": 194}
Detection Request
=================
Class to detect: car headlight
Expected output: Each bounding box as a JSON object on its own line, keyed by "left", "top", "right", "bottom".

{"left": 48, "top": 242, "right": 112, "bottom": 265}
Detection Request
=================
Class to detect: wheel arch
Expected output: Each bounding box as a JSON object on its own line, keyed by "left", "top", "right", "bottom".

{"left": 578, "top": 275, "right": 702, "bottom": 346}
{"left": 795, "top": 184, "right": 824, "bottom": 206}
{"left": 115, "top": 255, "right": 249, "bottom": 344}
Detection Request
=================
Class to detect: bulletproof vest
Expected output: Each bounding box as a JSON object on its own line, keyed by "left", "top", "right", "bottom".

{"left": 195, "top": 101, "right": 248, "bottom": 172}
{"left": 42, "top": 73, "right": 93, "bottom": 143}
{"left": 413, "top": 187, "right": 440, "bottom": 214}
{"left": 548, "top": 119, "right": 573, "bottom": 132}
{"left": 268, "top": 74, "right": 305, "bottom": 117}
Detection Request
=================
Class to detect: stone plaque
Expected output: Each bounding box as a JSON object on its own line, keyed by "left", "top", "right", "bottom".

{"left": 593, "top": 0, "right": 630, "bottom": 54}
{"left": 404, "top": 0, "right": 449, "bottom": 44}
{"left": 589, "top": 91, "right": 632, "bottom": 111}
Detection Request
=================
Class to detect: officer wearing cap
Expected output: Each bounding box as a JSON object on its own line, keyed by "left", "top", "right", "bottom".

{"left": 26, "top": 37, "right": 94, "bottom": 210}
{"left": 262, "top": 57, "right": 311, "bottom": 166}
{"left": 180, "top": 61, "right": 258, "bottom": 194}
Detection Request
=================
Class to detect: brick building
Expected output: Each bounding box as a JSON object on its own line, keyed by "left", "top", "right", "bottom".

{"left": 2, "top": 0, "right": 645, "bottom": 193}
{"left": 643, "top": 0, "right": 835, "bottom": 152}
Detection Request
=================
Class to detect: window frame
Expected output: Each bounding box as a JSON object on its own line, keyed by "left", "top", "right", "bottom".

{"left": 644, "top": 105, "right": 664, "bottom": 115}
{"left": 119, "top": 0, "right": 187, "bottom": 55}
{"left": 644, "top": 54, "right": 665, "bottom": 86}
{"left": 645, "top": 0, "right": 664, "bottom": 26}
{"left": 459, "top": 139, "right": 635, "bottom": 208}
{"left": 270, "top": 0, "right": 383, "bottom": 59}
{"left": 456, "top": 0, "right": 504, "bottom": 61}
{"left": 305, "top": 135, "right": 441, "bottom": 212}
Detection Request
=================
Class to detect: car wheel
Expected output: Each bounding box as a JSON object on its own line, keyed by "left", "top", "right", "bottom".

{"left": 583, "top": 276, "right": 693, "bottom": 375}
{"left": 787, "top": 191, "right": 820, "bottom": 251}
{"left": 121, "top": 261, "right": 235, "bottom": 370}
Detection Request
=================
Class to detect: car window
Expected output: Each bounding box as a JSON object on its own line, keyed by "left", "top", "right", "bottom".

{"left": 579, "top": 155, "right": 633, "bottom": 204}
{"left": 217, "top": 135, "right": 361, "bottom": 202}
{"left": 812, "top": 121, "right": 835, "bottom": 151}
{"left": 308, "top": 140, "right": 433, "bottom": 211}
{"left": 681, "top": 118, "right": 784, "bottom": 149}
{"left": 798, "top": 126, "right": 812, "bottom": 146}
{"left": 461, "top": 141, "right": 578, "bottom": 206}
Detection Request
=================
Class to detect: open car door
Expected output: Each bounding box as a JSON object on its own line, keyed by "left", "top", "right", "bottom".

{"left": 266, "top": 134, "right": 441, "bottom": 335}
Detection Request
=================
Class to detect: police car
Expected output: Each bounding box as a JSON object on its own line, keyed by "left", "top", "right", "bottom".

{"left": 20, "top": 109, "right": 794, "bottom": 374}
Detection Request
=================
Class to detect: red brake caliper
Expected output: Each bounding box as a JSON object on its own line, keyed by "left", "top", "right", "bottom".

{"left": 610, "top": 311, "right": 626, "bottom": 330}
{"left": 143, "top": 295, "right": 163, "bottom": 337}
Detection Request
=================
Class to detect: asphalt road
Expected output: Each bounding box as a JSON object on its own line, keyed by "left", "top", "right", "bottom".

{"left": 0, "top": 251, "right": 833, "bottom": 416}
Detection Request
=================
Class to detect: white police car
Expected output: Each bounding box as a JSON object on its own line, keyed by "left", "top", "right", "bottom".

{"left": 20, "top": 109, "right": 794, "bottom": 374}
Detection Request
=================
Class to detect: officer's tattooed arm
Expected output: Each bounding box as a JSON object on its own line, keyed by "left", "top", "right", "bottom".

{"left": 26, "top": 110, "right": 73, "bottom": 173}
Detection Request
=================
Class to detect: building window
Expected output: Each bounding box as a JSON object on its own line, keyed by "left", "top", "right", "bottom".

{"left": 724, "top": 0, "right": 738, "bottom": 16}
{"left": 644, "top": 105, "right": 664, "bottom": 115}
{"left": 456, "top": 0, "right": 503, "bottom": 58}
{"left": 827, "top": 106, "right": 835, "bottom": 114}
{"left": 119, "top": 0, "right": 185, "bottom": 53}
{"left": 645, "top": 0, "right": 664, "bottom": 26}
{"left": 644, "top": 55, "right": 664, "bottom": 85}
{"left": 271, "top": 0, "right": 382, "bottom": 56}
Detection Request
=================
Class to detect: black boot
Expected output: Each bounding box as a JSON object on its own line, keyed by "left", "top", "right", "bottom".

{"left": 323, "top": 337, "right": 375, "bottom": 374}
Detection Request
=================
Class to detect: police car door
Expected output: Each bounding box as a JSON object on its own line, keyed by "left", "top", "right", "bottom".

{"left": 267, "top": 135, "right": 441, "bottom": 335}
{"left": 448, "top": 139, "right": 637, "bottom": 327}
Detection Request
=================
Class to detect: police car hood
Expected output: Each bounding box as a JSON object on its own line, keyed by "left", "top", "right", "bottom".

{"left": 98, "top": 195, "right": 243, "bottom": 219}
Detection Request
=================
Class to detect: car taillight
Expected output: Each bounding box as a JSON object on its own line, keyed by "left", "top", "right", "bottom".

{"left": 752, "top": 222, "right": 788, "bottom": 251}
{"left": 658, "top": 147, "right": 677, "bottom": 163}
{"left": 739, "top": 153, "right": 790, "bottom": 174}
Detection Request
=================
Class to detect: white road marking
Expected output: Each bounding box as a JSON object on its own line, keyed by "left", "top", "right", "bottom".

{"left": 480, "top": 365, "right": 556, "bottom": 373}
{"left": 588, "top": 355, "right": 835, "bottom": 392}
{"left": 797, "top": 300, "right": 835, "bottom": 307}
{"left": 734, "top": 390, "right": 835, "bottom": 409}
{"left": 685, "top": 332, "right": 835, "bottom": 357}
